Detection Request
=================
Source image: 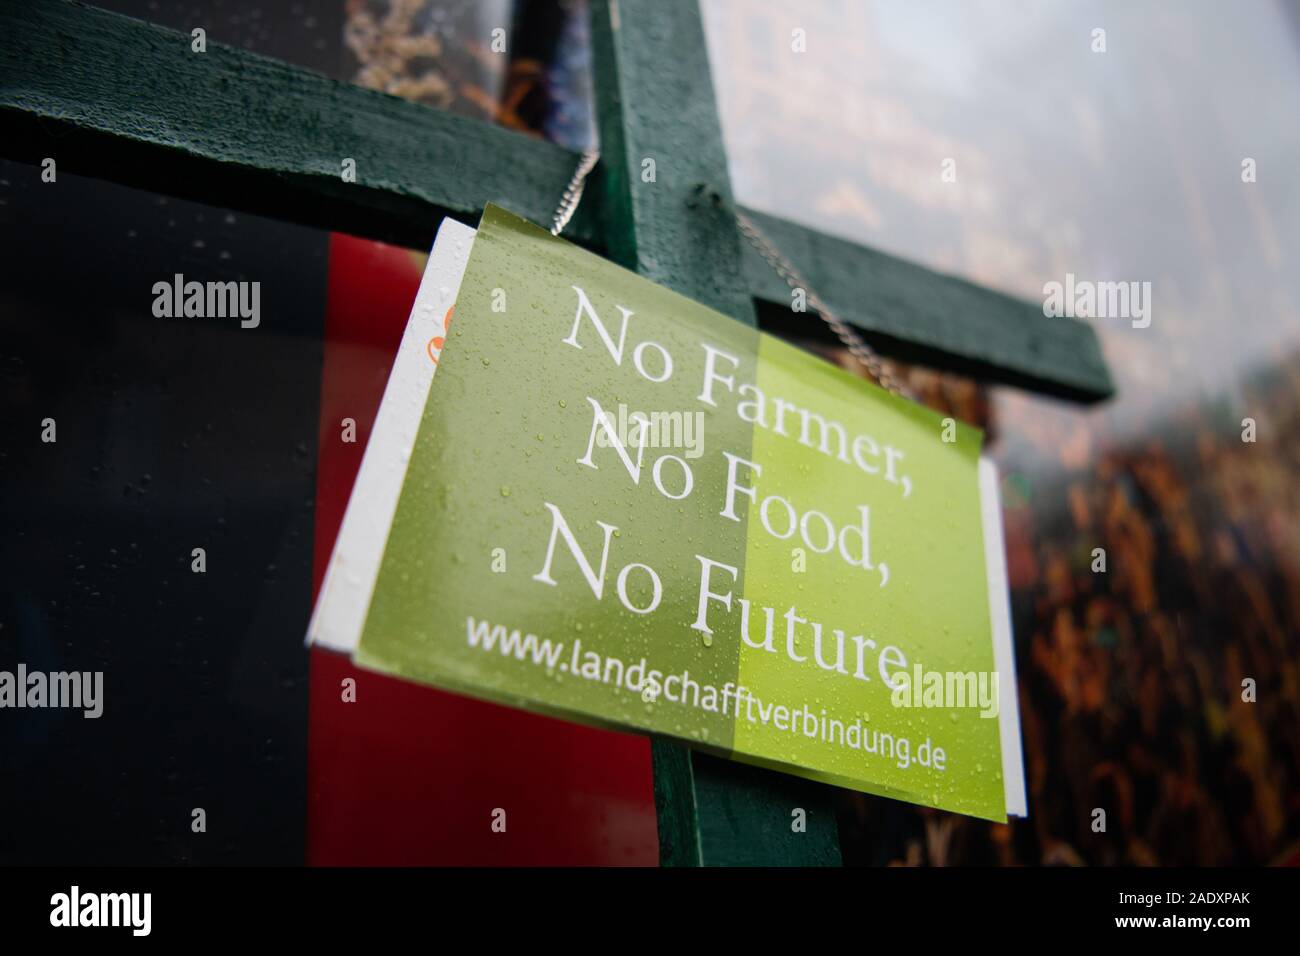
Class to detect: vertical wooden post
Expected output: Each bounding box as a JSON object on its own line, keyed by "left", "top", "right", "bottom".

{"left": 589, "top": 0, "right": 842, "bottom": 866}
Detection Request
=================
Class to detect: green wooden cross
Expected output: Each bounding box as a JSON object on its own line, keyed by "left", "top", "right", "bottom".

{"left": 0, "top": 0, "right": 1114, "bottom": 865}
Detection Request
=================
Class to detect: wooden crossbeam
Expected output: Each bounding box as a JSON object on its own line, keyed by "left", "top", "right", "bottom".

{"left": 742, "top": 208, "right": 1113, "bottom": 403}
{"left": 0, "top": 0, "right": 603, "bottom": 248}
{"left": 0, "top": 0, "right": 1114, "bottom": 402}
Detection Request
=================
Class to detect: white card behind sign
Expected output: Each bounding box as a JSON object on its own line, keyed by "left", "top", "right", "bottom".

{"left": 307, "top": 218, "right": 476, "bottom": 653}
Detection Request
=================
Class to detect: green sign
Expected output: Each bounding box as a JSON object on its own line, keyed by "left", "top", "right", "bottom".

{"left": 310, "top": 205, "right": 1026, "bottom": 822}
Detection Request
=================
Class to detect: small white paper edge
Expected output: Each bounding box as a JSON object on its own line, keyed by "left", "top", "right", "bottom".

{"left": 306, "top": 218, "right": 477, "bottom": 653}
{"left": 980, "top": 456, "right": 1028, "bottom": 818}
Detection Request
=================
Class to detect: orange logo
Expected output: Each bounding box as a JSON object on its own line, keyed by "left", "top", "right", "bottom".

{"left": 428, "top": 304, "right": 455, "bottom": 364}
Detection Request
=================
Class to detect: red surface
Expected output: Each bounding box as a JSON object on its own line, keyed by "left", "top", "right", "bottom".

{"left": 306, "top": 232, "right": 659, "bottom": 865}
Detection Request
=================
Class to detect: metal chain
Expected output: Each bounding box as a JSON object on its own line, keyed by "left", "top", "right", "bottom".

{"left": 733, "top": 209, "right": 913, "bottom": 399}
{"left": 551, "top": 148, "right": 601, "bottom": 236}
{"left": 550, "top": 149, "right": 912, "bottom": 399}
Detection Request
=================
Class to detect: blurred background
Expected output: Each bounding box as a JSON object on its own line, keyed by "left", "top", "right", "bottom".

{"left": 1, "top": 0, "right": 1296, "bottom": 865}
